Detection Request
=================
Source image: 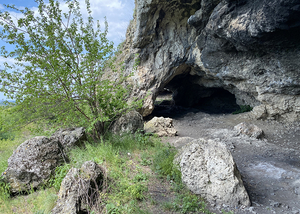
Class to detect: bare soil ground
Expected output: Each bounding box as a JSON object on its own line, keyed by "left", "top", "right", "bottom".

{"left": 149, "top": 103, "right": 300, "bottom": 214}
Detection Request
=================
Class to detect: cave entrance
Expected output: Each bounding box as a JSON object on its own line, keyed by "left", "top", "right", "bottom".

{"left": 150, "top": 73, "right": 240, "bottom": 118}
{"left": 188, "top": 87, "right": 240, "bottom": 114}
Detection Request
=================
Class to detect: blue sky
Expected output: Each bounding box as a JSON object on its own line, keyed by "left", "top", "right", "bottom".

{"left": 0, "top": 0, "right": 135, "bottom": 100}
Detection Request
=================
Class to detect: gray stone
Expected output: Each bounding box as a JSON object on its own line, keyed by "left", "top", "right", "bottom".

{"left": 173, "top": 137, "right": 195, "bottom": 149}
{"left": 251, "top": 105, "right": 268, "bottom": 120}
{"left": 294, "top": 187, "right": 300, "bottom": 195}
{"left": 144, "top": 117, "right": 177, "bottom": 137}
{"left": 175, "top": 138, "right": 251, "bottom": 207}
{"left": 234, "top": 122, "right": 264, "bottom": 139}
{"left": 110, "top": 110, "right": 144, "bottom": 134}
{"left": 51, "top": 161, "right": 105, "bottom": 214}
{"left": 51, "top": 127, "right": 86, "bottom": 151}
{"left": 1, "top": 127, "right": 86, "bottom": 194}
{"left": 1, "top": 136, "right": 66, "bottom": 194}
{"left": 270, "top": 200, "right": 281, "bottom": 207}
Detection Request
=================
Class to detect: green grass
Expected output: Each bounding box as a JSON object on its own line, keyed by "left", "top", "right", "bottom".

{"left": 0, "top": 184, "right": 57, "bottom": 214}
{"left": 151, "top": 144, "right": 215, "bottom": 214}
{"left": 162, "top": 190, "right": 212, "bottom": 214}
{"left": 0, "top": 126, "right": 218, "bottom": 214}
{"left": 0, "top": 112, "right": 61, "bottom": 214}
{"left": 74, "top": 133, "right": 153, "bottom": 202}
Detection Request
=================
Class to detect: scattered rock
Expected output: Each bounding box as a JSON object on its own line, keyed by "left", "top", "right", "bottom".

{"left": 1, "top": 137, "right": 66, "bottom": 194}
{"left": 270, "top": 200, "right": 281, "bottom": 207}
{"left": 51, "top": 127, "right": 86, "bottom": 151}
{"left": 144, "top": 117, "right": 177, "bottom": 137}
{"left": 234, "top": 122, "right": 264, "bottom": 139}
{"left": 292, "top": 210, "right": 300, "bottom": 214}
{"left": 252, "top": 105, "right": 268, "bottom": 120}
{"left": 51, "top": 161, "right": 105, "bottom": 214}
{"left": 248, "top": 206, "right": 257, "bottom": 214}
{"left": 294, "top": 187, "right": 300, "bottom": 195}
{"left": 110, "top": 110, "right": 144, "bottom": 134}
{"left": 2, "top": 127, "right": 86, "bottom": 194}
{"left": 175, "top": 138, "right": 251, "bottom": 207}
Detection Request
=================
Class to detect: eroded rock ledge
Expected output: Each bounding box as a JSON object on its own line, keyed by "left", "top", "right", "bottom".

{"left": 120, "top": 0, "right": 300, "bottom": 121}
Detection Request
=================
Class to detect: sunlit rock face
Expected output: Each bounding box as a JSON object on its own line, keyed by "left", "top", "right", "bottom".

{"left": 121, "top": 0, "right": 300, "bottom": 121}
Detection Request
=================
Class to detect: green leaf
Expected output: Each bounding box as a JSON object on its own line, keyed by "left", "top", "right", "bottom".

{"left": 0, "top": 0, "right": 139, "bottom": 140}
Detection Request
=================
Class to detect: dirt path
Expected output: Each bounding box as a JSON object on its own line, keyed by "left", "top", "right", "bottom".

{"left": 153, "top": 106, "right": 300, "bottom": 214}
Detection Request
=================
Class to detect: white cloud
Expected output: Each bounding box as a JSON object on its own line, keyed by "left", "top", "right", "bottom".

{"left": 0, "top": 56, "right": 18, "bottom": 66}
{"left": 57, "top": 0, "right": 135, "bottom": 45}
{"left": 83, "top": 0, "right": 135, "bottom": 45}
{"left": 1, "top": 0, "right": 135, "bottom": 46}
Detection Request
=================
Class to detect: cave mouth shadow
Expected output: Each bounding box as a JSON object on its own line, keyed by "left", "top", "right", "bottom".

{"left": 147, "top": 87, "right": 240, "bottom": 120}
{"left": 191, "top": 88, "right": 240, "bottom": 114}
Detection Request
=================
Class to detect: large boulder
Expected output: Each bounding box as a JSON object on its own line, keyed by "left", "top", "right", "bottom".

{"left": 1, "top": 136, "right": 66, "bottom": 194}
{"left": 51, "top": 161, "right": 105, "bottom": 214}
{"left": 1, "top": 127, "right": 86, "bottom": 194}
{"left": 144, "top": 116, "right": 177, "bottom": 137}
{"left": 175, "top": 138, "right": 251, "bottom": 207}
{"left": 51, "top": 127, "right": 86, "bottom": 151}
{"left": 110, "top": 111, "right": 144, "bottom": 134}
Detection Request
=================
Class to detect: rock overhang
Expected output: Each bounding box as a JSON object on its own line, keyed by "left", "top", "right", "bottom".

{"left": 119, "top": 0, "right": 300, "bottom": 121}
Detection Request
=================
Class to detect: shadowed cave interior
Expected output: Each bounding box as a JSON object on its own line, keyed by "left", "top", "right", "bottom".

{"left": 148, "top": 73, "right": 240, "bottom": 119}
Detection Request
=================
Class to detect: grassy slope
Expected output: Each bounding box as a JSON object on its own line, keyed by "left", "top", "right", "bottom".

{"left": 0, "top": 124, "right": 216, "bottom": 214}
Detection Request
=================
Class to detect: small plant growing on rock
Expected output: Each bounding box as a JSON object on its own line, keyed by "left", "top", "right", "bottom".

{"left": 48, "top": 164, "right": 70, "bottom": 191}
{"left": 232, "top": 105, "right": 253, "bottom": 114}
{"left": 0, "top": 176, "right": 10, "bottom": 199}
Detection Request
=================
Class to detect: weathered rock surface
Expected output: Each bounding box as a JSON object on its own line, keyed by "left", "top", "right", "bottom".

{"left": 234, "top": 122, "right": 264, "bottom": 139}
{"left": 175, "top": 138, "right": 251, "bottom": 207}
{"left": 172, "top": 137, "right": 195, "bottom": 149}
{"left": 2, "top": 136, "right": 65, "bottom": 194}
{"left": 119, "top": 0, "right": 300, "bottom": 121}
{"left": 165, "top": 110, "right": 300, "bottom": 213}
{"left": 51, "top": 161, "right": 105, "bottom": 214}
{"left": 2, "top": 127, "right": 86, "bottom": 194}
{"left": 51, "top": 127, "right": 86, "bottom": 151}
{"left": 144, "top": 116, "right": 177, "bottom": 136}
{"left": 110, "top": 110, "right": 144, "bottom": 134}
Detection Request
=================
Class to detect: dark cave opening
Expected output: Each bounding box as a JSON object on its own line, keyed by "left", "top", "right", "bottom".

{"left": 189, "top": 87, "right": 240, "bottom": 114}
{"left": 149, "top": 73, "right": 240, "bottom": 118}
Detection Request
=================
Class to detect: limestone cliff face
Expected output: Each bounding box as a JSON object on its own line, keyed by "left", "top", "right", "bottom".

{"left": 121, "top": 0, "right": 300, "bottom": 121}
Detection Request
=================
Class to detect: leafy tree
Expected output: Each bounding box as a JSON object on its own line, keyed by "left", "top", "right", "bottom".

{"left": 0, "top": 0, "right": 139, "bottom": 140}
